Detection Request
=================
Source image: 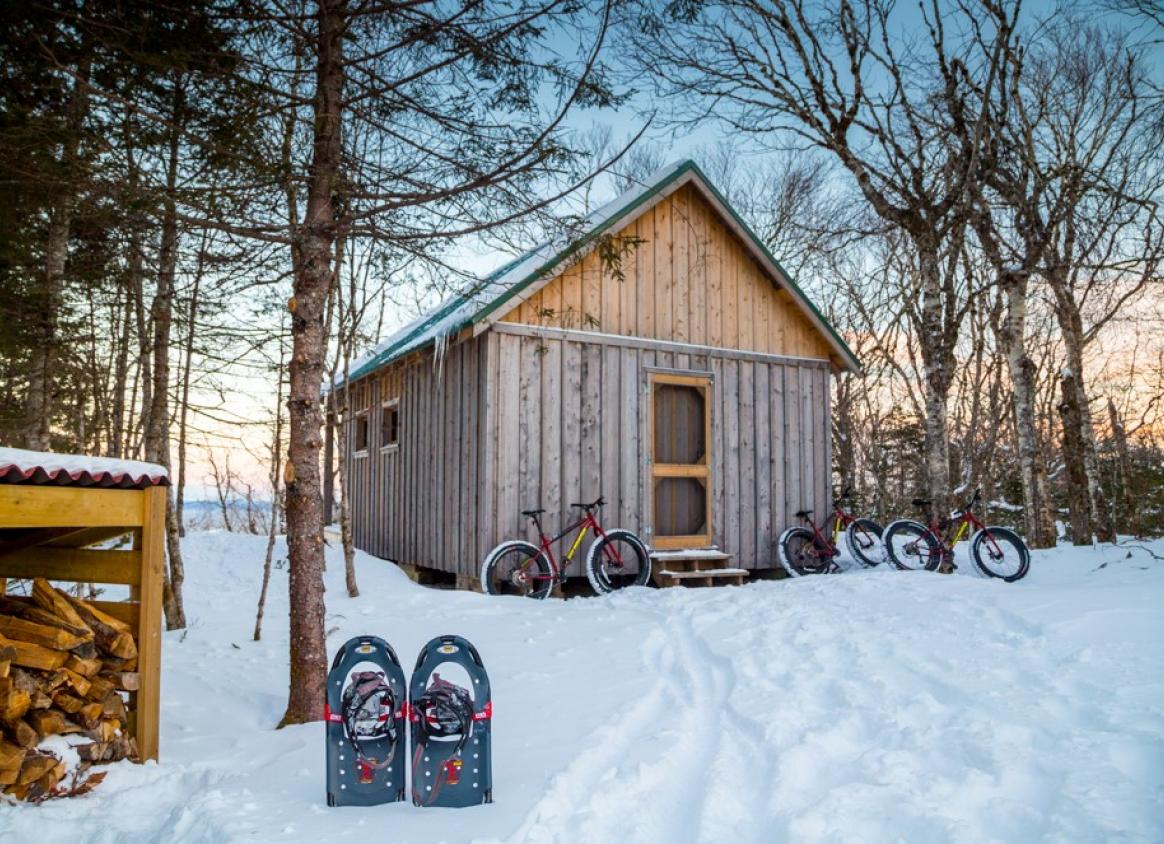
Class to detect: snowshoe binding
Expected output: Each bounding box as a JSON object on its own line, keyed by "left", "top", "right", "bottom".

{"left": 409, "top": 635, "right": 493, "bottom": 807}
{"left": 326, "top": 636, "right": 408, "bottom": 807}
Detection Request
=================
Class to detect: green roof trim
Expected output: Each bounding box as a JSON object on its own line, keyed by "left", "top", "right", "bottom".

{"left": 343, "top": 158, "right": 859, "bottom": 385}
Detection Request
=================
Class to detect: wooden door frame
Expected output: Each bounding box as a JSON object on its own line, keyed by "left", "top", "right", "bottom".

{"left": 647, "top": 369, "right": 713, "bottom": 549}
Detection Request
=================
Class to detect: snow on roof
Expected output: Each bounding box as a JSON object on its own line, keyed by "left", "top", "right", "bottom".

{"left": 0, "top": 447, "right": 169, "bottom": 489}
{"left": 339, "top": 157, "right": 860, "bottom": 385}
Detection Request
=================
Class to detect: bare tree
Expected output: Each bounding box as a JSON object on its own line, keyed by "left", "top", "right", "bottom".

{"left": 626, "top": 0, "right": 1019, "bottom": 512}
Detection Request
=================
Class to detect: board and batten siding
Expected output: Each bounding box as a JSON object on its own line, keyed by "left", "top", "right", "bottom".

{"left": 482, "top": 324, "right": 832, "bottom": 571}
{"left": 504, "top": 182, "right": 838, "bottom": 366}
{"left": 342, "top": 334, "right": 489, "bottom": 576}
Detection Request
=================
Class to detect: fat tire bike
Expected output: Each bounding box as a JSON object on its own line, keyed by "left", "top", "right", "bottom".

{"left": 778, "top": 489, "right": 884, "bottom": 577}
{"left": 882, "top": 489, "right": 1031, "bottom": 581}
{"left": 480, "top": 496, "right": 651, "bottom": 598}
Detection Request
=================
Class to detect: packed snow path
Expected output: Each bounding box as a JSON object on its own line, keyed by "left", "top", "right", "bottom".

{"left": 3, "top": 533, "right": 1161, "bottom": 842}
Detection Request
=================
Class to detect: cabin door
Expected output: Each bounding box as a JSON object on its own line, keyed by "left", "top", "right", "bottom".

{"left": 649, "top": 371, "right": 712, "bottom": 549}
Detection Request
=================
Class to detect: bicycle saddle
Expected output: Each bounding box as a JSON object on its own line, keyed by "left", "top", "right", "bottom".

{"left": 911, "top": 498, "right": 931, "bottom": 508}
{"left": 795, "top": 509, "right": 812, "bottom": 518}
{"left": 521, "top": 508, "right": 545, "bottom": 517}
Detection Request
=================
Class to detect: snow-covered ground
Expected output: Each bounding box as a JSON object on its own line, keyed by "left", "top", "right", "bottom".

{"left": 3, "top": 533, "right": 1162, "bottom": 843}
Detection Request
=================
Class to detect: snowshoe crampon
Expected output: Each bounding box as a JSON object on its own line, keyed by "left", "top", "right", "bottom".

{"left": 409, "top": 635, "right": 493, "bottom": 807}
{"left": 326, "top": 636, "right": 407, "bottom": 807}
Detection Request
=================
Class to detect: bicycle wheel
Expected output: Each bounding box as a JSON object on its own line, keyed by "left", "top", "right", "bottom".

{"left": 883, "top": 519, "right": 941, "bottom": 571}
{"left": 778, "top": 527, "right": 834, "bottom": 577}
{"left": 481, "top": 540, "right": 554, "bottom": 599}
{"left": 585, "top": 529, "right": 651, "bottom": 594}
{"left": 845, "top": 518, "right": 884, "bottom": 567}
{"left": 970, "top": 527, "right": 1030, "bottom": 582}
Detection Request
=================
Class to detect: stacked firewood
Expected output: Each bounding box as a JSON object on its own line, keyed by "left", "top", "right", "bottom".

{"left": 0, "top": 578, "right": 138, "bottom": 801}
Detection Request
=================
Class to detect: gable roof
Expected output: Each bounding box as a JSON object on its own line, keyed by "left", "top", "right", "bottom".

{"left": 343, "top": 159, "right": 859, "bottom": 384}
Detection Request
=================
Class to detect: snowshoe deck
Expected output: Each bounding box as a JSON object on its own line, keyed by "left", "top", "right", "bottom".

{"left": 409, "top": 635, "right": 493, "bottom": 807}
{"left": 326, "top": 636, "right": 408, "bottom": 807}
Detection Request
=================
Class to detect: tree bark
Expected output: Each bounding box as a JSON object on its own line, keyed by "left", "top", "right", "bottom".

{"left": 1058, "top": 372, "right": 1091, "bottom": 544}
{"left": 280, "top": 0, "right": 345, "bottom": 728}
{"left": 1107, "top": 398, "right": 1135, "bottom": 536}
{"left": 144, "top": 82, "right": 187, "bottom": 631}
{"left": 1048, "top": 274, "right": 1115, "bottom": 542}
{"left": 998, "top": 271, "right": 1056, "bottom": 548}
{"left": 25, "top": 57, "right": 90, "bottom": 450}
{"left": 255, "top": 357, "right": 286, "bottom": 642}
{"left": 917, "top": 246, "right": 954, "bottom": 515}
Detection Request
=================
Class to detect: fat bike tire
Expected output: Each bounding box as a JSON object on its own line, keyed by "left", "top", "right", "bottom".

{"left": 883, "top": 519, "right": 942, "bottom": 572}
{"left": 845, "top": 518, "right": 885, "bottom": 567}
{"left": 970, "top": 527, "right": 1030, "bottom": 582}
{"left": 481, "top": 540, "right": 554, "bottom": 599}
{"left": 586, "top": 529, "right": 652, "bottom": 595}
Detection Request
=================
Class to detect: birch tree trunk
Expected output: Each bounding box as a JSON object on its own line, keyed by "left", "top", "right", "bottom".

{"left": 1049, "top": 275, "right": 1114, "bottom": 542}
{"left": 998, "top": 272, "right": 1056, "bottom": 547}
{"left": 280, "top": 0, "right": 344, "bottom": 728}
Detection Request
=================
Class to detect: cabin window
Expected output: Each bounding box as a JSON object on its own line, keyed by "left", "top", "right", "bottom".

{"left": 381, "top": 399, "right": 400, "bottom": 450}
{"left": 353, "top": 411, "right": 370, "bottom": 455}
{"left": 649, "top": 372, "right": 712, "bottom": 548}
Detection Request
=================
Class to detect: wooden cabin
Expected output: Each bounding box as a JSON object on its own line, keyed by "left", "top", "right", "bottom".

{"left": 333, "top": 159, "right": 859, "bottom": 587}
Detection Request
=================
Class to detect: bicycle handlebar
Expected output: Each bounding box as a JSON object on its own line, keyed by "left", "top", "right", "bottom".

{"left": 569, "top": 496, "right": 605, "bottom": 511}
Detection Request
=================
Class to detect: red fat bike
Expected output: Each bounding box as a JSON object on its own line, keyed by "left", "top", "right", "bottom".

{"left": 778, "top": 490, "right": 885, "bottom": 576}
{"left": 883, "top": 489, "right": 1030, "bottom": 581}
{"left": 480, "top": 496, "right": 651, "bottom": 598}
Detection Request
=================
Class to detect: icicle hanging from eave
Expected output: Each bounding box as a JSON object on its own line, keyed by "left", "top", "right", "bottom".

{"left": 433, "top": 332, "right": 449, "bottom": 383}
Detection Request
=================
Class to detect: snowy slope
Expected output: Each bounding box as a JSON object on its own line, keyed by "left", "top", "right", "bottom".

{"left": 2, "top": 534, "right": 1161, "bottom": 842}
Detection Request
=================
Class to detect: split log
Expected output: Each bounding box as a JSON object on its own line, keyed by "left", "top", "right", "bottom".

{"left": 60, "top": 668, "right": 91, "bottom": 697}
{"left": 101, "top": 671, "right": 139, "bottom": 692}
{"left": 66, "top": 654, "right": 103, "bottom": 678}
{"left": 61, "top": 594, "right": 136, "bottom": 660}
{"left": 0, "top": 677, "right": 32, "bottom": 723}
{"left": 27, "top": 709, "right": 82, "bottom": 738}
{"left": 4, "top": 719, "right": 38, "bottom": 749}
{"left": 1, "top": 634, "right": 69, "bottom": 671}
{"left": 31, "top": 578, "right": 90, "bottom": 633}
{"left": 52, "top": 692, "right": 85, "bottom": 715}
{"left": 84, "top": 674, "right": 115, "bottom": 701}
{"left": 0, "top": 616, "right": 88, "bottom": 651}
{"left": 101, "top": 692, "right": 126, "bottom": 721}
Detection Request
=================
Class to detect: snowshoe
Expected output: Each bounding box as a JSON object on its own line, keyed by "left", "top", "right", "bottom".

{"left": 326, "top": 635, "right": 408, "bottom": 807}
{"left": 409, "top": 635, "right": 492, "bottom": 807}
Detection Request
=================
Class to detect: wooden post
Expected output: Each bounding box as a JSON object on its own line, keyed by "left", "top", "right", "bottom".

{"left": 135, "top": 485, "right": 166, "bottom": 761}
{"left": 323, "top": 409, "right": 335, "bottom": 525}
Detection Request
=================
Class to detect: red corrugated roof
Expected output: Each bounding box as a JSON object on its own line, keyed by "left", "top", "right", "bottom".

{"left": 0, "top": 448, "right": 169, "bottom": 489}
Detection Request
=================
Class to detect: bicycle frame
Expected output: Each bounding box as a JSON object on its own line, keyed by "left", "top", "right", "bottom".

{"left": 528, "top": 509, "right": 618, "bottom": 583}
{"left": 923, "top": 498, "right": 1002, "bottom": 558}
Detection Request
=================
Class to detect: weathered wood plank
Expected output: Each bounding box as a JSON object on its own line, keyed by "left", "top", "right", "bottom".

{"left": 580, "top": 343, "right": 603, "bottom": 520}
{"left": 738, "top": 361, "right": 756, "bottom": 568}
{"left": 560, "top": 339, "right": 583, "bottom": 539}
{"left": 518, "top": 337, "right": 542, "bottom": 526}
{"left": 673, "top": 185, "right": 689, "bottom": 343}
{"left": 539, "top": 338, "right": 563, "bottom": 533}
{"left": 619, "top": 347, "right": 640, "bottom": 533}
{"left": 722, "top": 359, "right": 741, "bottom": 560}
{"left": 497, "top": 334, "right": 522, "bottom": 542}
{"left": 601, "top": 343, "right": 622, "bottom": 523}
{"left": 754, "top": 363, "right": 772, "bottom": 569}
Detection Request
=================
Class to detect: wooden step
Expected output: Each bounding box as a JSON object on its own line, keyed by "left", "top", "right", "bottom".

{"left": 650, "top": 549, "right": 733, "bottom": 574}
{"left": 654, "top": 565, "right": 747, "bottom": 588}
